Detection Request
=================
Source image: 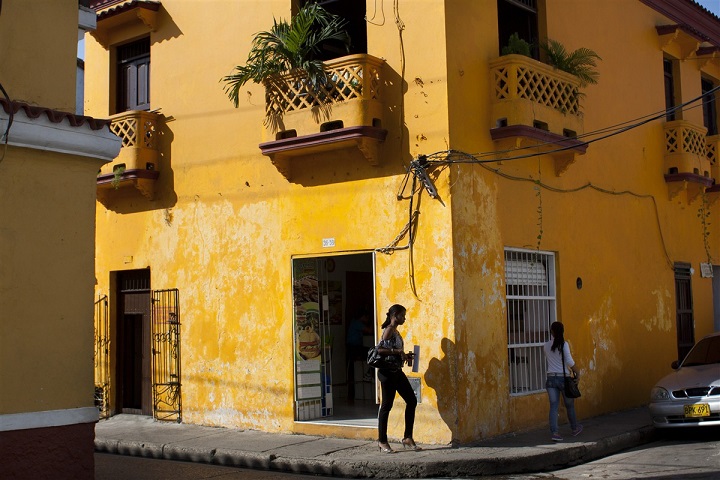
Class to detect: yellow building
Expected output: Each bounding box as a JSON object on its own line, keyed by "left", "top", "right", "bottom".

{"left": 85, "top": 0, "right": 720, "bottom": 444}
{"left": 0, "top": 0, "right": 121, "bottom": 478}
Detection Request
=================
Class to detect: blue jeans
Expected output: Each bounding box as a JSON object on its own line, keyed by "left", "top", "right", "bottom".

{"left": 545, "top": 375, "right": 578, "bottom": 434}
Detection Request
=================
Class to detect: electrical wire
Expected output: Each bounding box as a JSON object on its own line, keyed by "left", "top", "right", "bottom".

{"left": 365, "top": 0, "right": 385, "bottom": 26}
{"left": 421, "top": 84, "right": 720, "bottom": 166}
{"left": 388, "top": 85, "right": 720, "bottom": 271}
{"left": 0, "top": 80, "right": 13, "bottom": 165}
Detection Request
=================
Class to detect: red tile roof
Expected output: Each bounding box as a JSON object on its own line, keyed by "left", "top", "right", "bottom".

{"left": 90, "top": 0, "right": 160, "bottom": 20}
{"left": 0, "top": 98, "right": 111, "bottom": 131}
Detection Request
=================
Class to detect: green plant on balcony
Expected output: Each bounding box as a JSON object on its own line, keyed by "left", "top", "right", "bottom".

{"left": 111, "top": 164, "right": 126, "bottom": 189}
{"left": 540, "top": 39, "right": 601, "bottom": 87}
{"left": 221, "top": 2, "right": 350, "bottom": 109}
{"left": 501, "top": 33, "right": 532, "bottom": 57}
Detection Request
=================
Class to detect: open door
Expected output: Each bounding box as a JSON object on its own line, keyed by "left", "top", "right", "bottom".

{"left": 115, "top": 269, "right": 152, "bottom": 416}
{"left": 293, "top": 253, "right": 377, "bottom": 425}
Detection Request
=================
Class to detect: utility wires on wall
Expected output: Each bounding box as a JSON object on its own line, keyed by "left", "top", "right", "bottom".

{"left": 384, "top": 85, "right": 720, "bottom": 274}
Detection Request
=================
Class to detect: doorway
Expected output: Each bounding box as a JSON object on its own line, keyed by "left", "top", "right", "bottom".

{"left": 114, "top": 269, "right": 152, "bottom": 415}
{"left": 292, "top": 253, "right": 377, "bottom": 426}
{"left": 673, "top": 263, "right": 695, "bottom": 363}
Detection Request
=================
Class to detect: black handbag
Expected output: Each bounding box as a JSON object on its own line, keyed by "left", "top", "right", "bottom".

{"left": 368, "top": 345, "right": 397, "bottom": 370}
{"left": 367, "top": 345, "right": 386, "bottom": 368}
{"left": 564, "top": 377, "right": 581, "bottom": 398}
{"left": 561, "top": 346, "right": 581, "bottom": 399}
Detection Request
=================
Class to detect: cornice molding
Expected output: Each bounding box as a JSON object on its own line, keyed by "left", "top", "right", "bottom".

{"left": 640, "top": 0, "right": 720, "bottom": 45}
{"left": 0, "top": 105, "right": 121, "bottom": 162}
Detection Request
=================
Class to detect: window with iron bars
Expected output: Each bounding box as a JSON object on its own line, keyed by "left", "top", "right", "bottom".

{"left": 505, "top": 248, "right": 556, "bottom": 396}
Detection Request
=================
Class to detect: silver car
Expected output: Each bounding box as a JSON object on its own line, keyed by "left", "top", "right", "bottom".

{"left": 649, "top": 332, "right": 720, "bottom": 428}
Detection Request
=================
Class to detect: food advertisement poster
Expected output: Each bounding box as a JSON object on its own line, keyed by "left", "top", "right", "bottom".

{"left": 293, "top": 259, "right": 321, "bottom": 362}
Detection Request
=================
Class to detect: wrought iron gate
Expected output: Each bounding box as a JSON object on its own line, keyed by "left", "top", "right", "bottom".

{"left": 151, "top": 288, "right": 182, "bottom": 422}
{"left": 94, "top": 295, "right": 111, "bottom": 419}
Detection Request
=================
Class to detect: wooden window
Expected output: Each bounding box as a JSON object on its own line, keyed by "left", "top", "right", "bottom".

{"left": 702, "top": 77, "right": 718, "bottom": 136}
{"left": 505, "top": 248, "right": 557, "bottom": 396}
{"left": 299, "top": 0, "right": 366, "bottom": 59}
{"left": 117, "top": 37, "right": 150, "bottom": 113}
{"left": 497, "top": 0, "right": 541, "bottom": 59}
{"left": 664, "top": 58, "right": 677, "bottom": 122}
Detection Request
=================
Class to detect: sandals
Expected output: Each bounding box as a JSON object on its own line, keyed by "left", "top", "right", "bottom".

{"left": 378, "top": 441, "right": 394, "bottom": 453}
{"left": 402, "top": 438, "right": 422, "bottom": 451}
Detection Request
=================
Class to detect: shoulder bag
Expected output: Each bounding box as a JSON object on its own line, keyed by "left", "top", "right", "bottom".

{"left": 561, "top": 345, "right": 581, "bottom": 399}
{"left": 367, "top": 345, "right": 387, "bottom": 368}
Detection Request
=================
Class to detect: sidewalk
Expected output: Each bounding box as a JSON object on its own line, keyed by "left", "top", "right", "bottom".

{"left": 94, "top": 407, "right": 656, "bottom": 478}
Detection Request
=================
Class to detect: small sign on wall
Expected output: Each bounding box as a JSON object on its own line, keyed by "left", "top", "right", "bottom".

{"left": 408, "top": 377, "right": 422, "bottom": 403}
{"left": 700, "top": 263, "right": 713, "bottom": 278}
{"left": 322, "top": 238, "right": 335, "bottom": 248}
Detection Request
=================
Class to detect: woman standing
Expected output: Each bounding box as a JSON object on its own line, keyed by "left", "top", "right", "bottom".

{"left": 543, "top": 321, "right": 583, "bottom": 442}
{"left": 376, "top": 304, "right": 420, "bottom": 453}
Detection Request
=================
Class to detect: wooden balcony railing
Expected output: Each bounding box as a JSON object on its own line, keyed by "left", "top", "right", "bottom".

{"left": 97, "top": 110, "right": 162, "bottom": 200}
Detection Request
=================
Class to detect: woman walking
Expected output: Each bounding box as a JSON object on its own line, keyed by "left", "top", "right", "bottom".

{"left": 376, "top": 304, "right": 420, "bottom": 453}
{"left": 543, "top": 321, "right": 582, "bottom": 442}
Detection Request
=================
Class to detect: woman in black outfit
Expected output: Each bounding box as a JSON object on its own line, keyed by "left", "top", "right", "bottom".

{"left": 376, "top": 304, "right": 420, "bottom": 453}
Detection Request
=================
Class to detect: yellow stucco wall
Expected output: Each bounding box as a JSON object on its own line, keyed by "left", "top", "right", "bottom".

{"left": 0, "top": 0, "right": 78, "bottom": 111}
{"left": 86, "top": 0, "right": 720, "bottom": 444}
{"left": 443, "top": 0, "right": 720, "bottom": 441}
{"left": 0, "top": 149, "right": 101, "bottom": 413}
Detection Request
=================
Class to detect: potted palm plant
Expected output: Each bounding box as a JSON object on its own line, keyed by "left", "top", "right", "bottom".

{"left": 540, "top": 38, "right": 601, "bottom": 87}
{"left": 221, "top": 2, "right": 351, "bottom": 109}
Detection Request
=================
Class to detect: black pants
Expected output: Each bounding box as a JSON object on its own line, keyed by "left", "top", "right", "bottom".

{"left": 377, "top": 368, "right": 417, "bottom": 442}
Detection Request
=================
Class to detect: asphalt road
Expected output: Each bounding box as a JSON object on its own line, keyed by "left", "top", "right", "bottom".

{"left": 488, "top": 427, "right": 720, "bottom": 480}
{"left": 94, "top": 453, "right": 323, "bottom": 480}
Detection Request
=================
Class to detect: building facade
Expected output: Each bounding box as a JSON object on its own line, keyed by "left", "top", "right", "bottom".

{"left": 0, "top": 1, "right": 121, "bottom": 478}
{"left": 84, "top": 0, "right": 720, "bottom": 444}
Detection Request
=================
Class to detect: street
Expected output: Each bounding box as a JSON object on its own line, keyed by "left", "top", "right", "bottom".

{"left": 490, "top": 427, "right": 720, "bottom": 479}
{"left": 95, "top": 428, "right": 720, "bottom": 480}
{"left": 94, "top": 453, "right": 323, "bottom": 480}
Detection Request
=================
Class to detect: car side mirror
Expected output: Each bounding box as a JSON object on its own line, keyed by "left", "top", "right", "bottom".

{"left": 671, "top": 360, "right": 679, "bottom": 369}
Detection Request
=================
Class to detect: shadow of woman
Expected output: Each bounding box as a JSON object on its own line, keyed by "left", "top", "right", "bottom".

{"left": 424, "top": 337, "right": 460, "bottom": 445}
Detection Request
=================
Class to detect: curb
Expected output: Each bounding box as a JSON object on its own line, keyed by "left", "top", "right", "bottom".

{"left": 94, "top": 425, "right": 657, "bottom": 478}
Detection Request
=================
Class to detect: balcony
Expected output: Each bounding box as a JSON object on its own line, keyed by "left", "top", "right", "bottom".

{"left": 706, "top": 134, "right": 720, "bottom": 203}
{"left": 259, "top": 54, "right": 387, "bottom": 180}
{"left": 488, "top": 54, "right": 587, "bottom": 176}
{"left": 97, "top": 110, "right": 162, "bottom": 201}
{"left": 663, "top": 120, "right": 712, "bottom": 202}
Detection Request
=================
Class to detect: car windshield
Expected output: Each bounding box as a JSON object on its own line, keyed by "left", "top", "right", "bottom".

{"left": 681, "top": 335, "right": 720, "bottom": 367}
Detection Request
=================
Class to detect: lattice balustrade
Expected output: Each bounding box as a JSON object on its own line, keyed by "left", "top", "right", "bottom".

{"left": 109, "top": 110, "right": 158, "bottom": 149}
{"left": 663, "top": 121, "right": 712, "bottom": 187}
{"left": 264, "top": 54, "right": 383, "bottom": 116}
{"left": 707, "top": 135, "right": 719, "bottom": 166}
{"left": 98, "top": 110, "right": 162, "bottom": 200}
{"left": 491, "top": 55, "right": 581, "bottom": 115}
{"left": 665, "top": 122, "right": 707, "bottom": 156}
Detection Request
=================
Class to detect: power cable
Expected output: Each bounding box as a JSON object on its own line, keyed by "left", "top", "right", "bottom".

{"left": 0, "top": 81, "right": 13, "bottom": 166}
{"left": 421, "top": 84, "right": 720, "bottom": 166}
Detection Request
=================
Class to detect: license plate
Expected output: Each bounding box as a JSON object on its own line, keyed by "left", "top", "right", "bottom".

{"left": 684, "top": 404, "right": 711, "bottom": 417}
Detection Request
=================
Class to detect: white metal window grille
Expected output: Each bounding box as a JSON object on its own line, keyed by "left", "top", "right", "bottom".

{"left": 505, "top": 248, "right": 557, "bottom": 396}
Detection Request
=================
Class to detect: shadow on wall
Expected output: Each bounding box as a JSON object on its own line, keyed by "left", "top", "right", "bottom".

{"left": 424, "top": 337, "right": 460, "bottom": 445}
